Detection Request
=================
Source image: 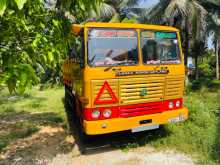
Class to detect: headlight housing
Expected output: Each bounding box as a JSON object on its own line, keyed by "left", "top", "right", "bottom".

{"left": 91, "top": 110, "right": 101, "bottom": 119}
{"left": 169, "top": 102, "right": 174, "bottom": 109}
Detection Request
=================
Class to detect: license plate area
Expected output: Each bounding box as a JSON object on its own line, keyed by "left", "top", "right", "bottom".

{"left": 168, "top": 113, "right": 185, "bottom": 123}
{"left": 131, "top": 124, "right": 159, "bottom": 133}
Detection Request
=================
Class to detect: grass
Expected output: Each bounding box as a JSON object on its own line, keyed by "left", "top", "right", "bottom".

{"left": 157, "top": 89, "right": 220, "bottom": 165}
{"left": 0, "top": 86, "right": 220, "bottom": 164}
{"left": 0, "top": 86, "right": 66, "bottom": 152}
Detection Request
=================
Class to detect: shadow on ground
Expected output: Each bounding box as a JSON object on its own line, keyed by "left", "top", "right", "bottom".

{"left": 66, "top": 112, "right": 171, "bottom": 156}
{"left": 74, "top": 126, "right": 170, "bottom": 156}
{"left": 0, "top": 110, "right": 74, "bottom": 165}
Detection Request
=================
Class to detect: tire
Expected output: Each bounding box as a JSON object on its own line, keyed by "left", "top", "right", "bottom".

{"left": 64, "top": 85, "right": 77, "bottom": 133}
{"left": 78, "top": 120, "right": 91, "bottom": 142}
{"left": 64, "top": 85, "right": 90, "bottom": 142}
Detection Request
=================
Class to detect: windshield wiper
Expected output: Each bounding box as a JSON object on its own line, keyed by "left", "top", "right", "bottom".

{"left": 104, "top": 61, "right": 134, "bottom": 72}
{"left": 104, "top": 64, "right": 117, "bottom": 72}
{"left": 89, "top": 55, "right": 96, "bottom": 64}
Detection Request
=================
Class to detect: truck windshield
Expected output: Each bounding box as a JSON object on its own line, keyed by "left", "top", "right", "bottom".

{"left": 88, "top": 29, "right": 138, "bottom": 67}
{"left": 141, "top": 31, "right": 181, "bottom": 65}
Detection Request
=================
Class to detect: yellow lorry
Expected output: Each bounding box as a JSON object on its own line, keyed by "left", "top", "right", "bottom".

{"left": 62, "top": 22, "right": 188, "bottom": 136}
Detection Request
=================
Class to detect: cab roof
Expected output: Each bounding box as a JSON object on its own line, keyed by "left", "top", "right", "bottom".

{"left": 72, "top": 22, "right": 179, "bottom": 35}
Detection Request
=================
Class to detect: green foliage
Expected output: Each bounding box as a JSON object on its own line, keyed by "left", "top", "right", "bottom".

{"left": 198, "top": 50, "right": 216, "bottom": 78}
{"left": 0, "top": 0, "right": 75, "bottom": 93}
{"left": 0, "top": 64, "right": 39, "bottom": 94}
{"left": 209, "top": 79, "right": 220, "bottom": 89}
{"left": 121, "top": 17, "right": 138, "bottom": 23}
{"left": 14, "top": 0, "right": 27, "bottom": 10}
{"left": 0, "top": 0, "right": 29, "bottom": 16}
{"left": 198, "top": 62, "right": 213, "bottom": 77}
{"left": 0, "top": 0, "right": 7, "bottom": 16}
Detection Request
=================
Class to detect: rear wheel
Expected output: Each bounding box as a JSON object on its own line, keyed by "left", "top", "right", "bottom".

{"left": 64, "top": 85, "right": 77, "bottom": 133}
{"left": 64, "top": 85, "right": 90, "bottom": 142}
{"left": 78, "top": 120, "right": 91, "bottom": 142}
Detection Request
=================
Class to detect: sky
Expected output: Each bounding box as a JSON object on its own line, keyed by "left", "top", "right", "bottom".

{"left": 138, "top": 0, "right": 160, "bottom": 8}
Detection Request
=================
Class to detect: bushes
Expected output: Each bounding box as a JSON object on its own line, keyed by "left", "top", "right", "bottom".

{"left": 198, "top": 62, "right": 214, "bottom": 77}
{"left": 209, "top": 80, "right": 220, "bottom": 89}
{"left": 187, "top": 78, "right": 220, "bottom": 92}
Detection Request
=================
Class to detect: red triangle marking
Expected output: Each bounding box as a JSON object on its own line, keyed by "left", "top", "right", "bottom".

{"left": 94, "top": 81, "right": 118, "bottom": 104}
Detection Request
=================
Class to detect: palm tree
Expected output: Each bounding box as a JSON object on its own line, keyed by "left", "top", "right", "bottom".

{"left": 96, "top": 0, "right": 142, "bottom": 22}
{"left": 147, "top": 0, "right": 207, "bottom": 66}
{"left": 56, "top": 0, "right": 142, "bottom": 23}
{"left": 191, "top": 40, "right": 207, "bottom": 79}
{"left": 207, "top": 14, "right": 220, "bottom": 79}
{"left": 201, "top": 0, "right": 220, "bottom": 79}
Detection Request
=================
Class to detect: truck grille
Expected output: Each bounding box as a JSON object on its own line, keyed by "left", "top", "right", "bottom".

{"left": 165, "top": 75, "right": 184, "bottom": 100}
{"left": 91, "top": 75, "right": 184, "bottom": 114}
{"left": 119, "top": 77, "right": 165, "bottom": 105}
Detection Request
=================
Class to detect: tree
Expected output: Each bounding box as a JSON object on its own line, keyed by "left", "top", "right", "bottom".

{"left": 59, "top": 0, "right": 142, "bottom": 23}
{"left": 207, "top": 14, "right": 220, "bottom": 79}
{"left": 191, "top": 40, "right": 207, "bottom": 79}
{"left": 1, "top": 0, "right": 120, "bottom": 94}
{"left": 56, "top": 0, "right": 115, "bottom": 23}
{"left": 0, "top": 1, "right": 80, "bottom": 93}
{"left": 201, "top": 0, "right": 220, "bottom": 79}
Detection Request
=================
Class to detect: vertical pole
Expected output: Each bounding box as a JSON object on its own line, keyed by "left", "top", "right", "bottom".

{"left": 216, "top": 40, "right": 219, "bottom": 80}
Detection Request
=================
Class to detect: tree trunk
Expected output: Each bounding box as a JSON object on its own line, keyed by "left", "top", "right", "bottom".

{"left": 216, "top": 40, "right": 219, "bottom": 80}
{"left": 195, "top": 55, "right": 199, "bottom": 80}
{"left": 184, "top": 19, "right": 189, "bottom": 67}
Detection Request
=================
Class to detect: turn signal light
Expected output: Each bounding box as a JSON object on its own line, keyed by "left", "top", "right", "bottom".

{"left": 103, "top": 109, "right": 112, "bottom": 118}
{"left": 176, "top": 100, "right": 181, "bottom": 107}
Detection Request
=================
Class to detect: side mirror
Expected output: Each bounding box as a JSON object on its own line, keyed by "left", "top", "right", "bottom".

{"left": 79, "top": 55, "right": 85, "bottom": 68}
{"left": 69, "top": 48, "right": 85, "bottom": 68}
{"left": 79, "top": 38, "right": 85, "bottom": 68}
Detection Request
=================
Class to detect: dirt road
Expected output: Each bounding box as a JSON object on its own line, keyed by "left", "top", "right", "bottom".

{"left": 0, "top": 125, "right": 194, "bottom": 165}
{"left": 49, "top": 147, "right": 194, "bottom": 165}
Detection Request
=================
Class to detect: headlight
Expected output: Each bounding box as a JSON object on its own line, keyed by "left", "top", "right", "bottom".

{"left": 169, "top": 102, "right": 174, "bottom": 109}
{"left": 103, "top": 109, "right": 112, "bottom": 118}
{"left": 91, "top": 110, "right": 100, "bottom": 119}
{"left": 176, "top": 100, "right": 181, "bottom": 107}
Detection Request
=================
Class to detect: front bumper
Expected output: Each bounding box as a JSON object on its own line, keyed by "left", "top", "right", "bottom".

{"left": 83, "top": 107, "right": 188, "bottom": 135}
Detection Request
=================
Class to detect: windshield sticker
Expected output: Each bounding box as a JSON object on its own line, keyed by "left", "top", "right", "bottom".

{"left": 90, "top": 29, "right": 136, "bottom": 38}
{"left": 155, "top": 32, "right": 177, "bottom": 39}
{"left": 93, "top": 30, "right": 116, "bottom": 37}
{"left": 141, "top": 31, "right": 155, "bottom": 38}
{"left": 117, "top": 31, "right": 135, "bottom": 37}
